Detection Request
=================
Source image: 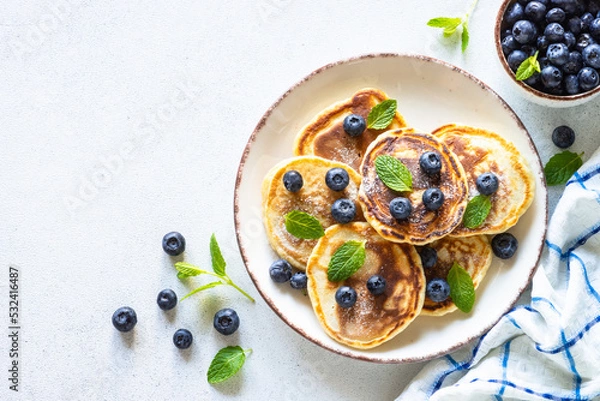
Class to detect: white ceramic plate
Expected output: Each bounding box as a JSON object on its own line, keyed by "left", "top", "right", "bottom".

{"left": 234, "top": 53, "right": 547, "bottom": 363}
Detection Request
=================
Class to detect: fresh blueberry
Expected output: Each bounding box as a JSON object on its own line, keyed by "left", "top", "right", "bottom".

{"left": 540, "top": 65, "right": 564, "bottom": 88}
{"left": 476, "top": 172, "right": 500, "bottom": 196}
{"left": 578, "top": 66, "right": 600, "bottom": 90}
{"left": 546, "top": 7, "right": 566, "bottom": 23}
{"left": 335, "top": 286, "right": 357, "bottom": 308}
{"left": 568, "top": 16, "right": 583, "bottom": 35}
{"left": 537, "top": 35, "right": 551, "bottom": 53}
{"left": 389, "top": 197, "right": 412, "bottom": 220}
{"left": 112, "top": 306, "right": 137, "bottom": 332}
{"left": 157, "top": 289, "right": 177, "bottom": 311}
{"left": 269, "top": 259, "right": 293, "bottom": 283}
{"left": 426, "top": 278, "right": 451, "bottom": 303}
{"left": 213, "top": 308, "right": 240, "bottom": 335}
{"left": 419, "top": 151, "right": 442, "bottom": 175}
{"left": 576, "top": 34, "right": 596, "bottom": 53}
{"left": 565, "top": 74, "right": 580, "bottom": 94}
{"left": 538, "top": 56, "right": 551, "bottom": 69}
{"left": 550, "top": 0, "right": 577, "bottom": 14}
{"left": 422, "top": 188, "right": 445, "bottom": 211}
{"left": 521, "top": 45, "right": 537, "bottom": 56}
{"left": 591, "top": 0, "right": 600, "bottom": 15}
{"left": 289, "top": 271, "right": 307, "bottom": 290}
{"left": 173, "top": 329, "right": 193, "bottom": 349}
{"left": 581, "top": 12, "right": 595, "bottom": 30}
{"left": 512, "top": 20, "right": 538, "bottom": 44}
{"left": 583, "top": 43, "right": 600, "bottom": 68}
{"left": 552, "top": 125, "right": 576, "bottom": 148}
{"left": 343, "top": 114, "right": 366, "bottom": 137}
{"left": 525, "top": 72, "right": 541, "bottom": 86}
{"left": 325, "top": 168, "right": 350, "bottom": 191}
{"left": 547, "top": 43, "right": 570, "bottom": 66}
{"left": 544, "top": 22, "right": 565, "bottom": 43}
{"left": 562, "top": 51, "right": 584, "bottom": 74}
{"left": 564, "top": 32, "right": 576, "bottom": 49}
{"left": 331, "top": 198, "right": 356, "bottom": 224}
{"left": 525, "top": 1, "right": 547, "bottom": 22}
{"left": 418, "top": 246, "right": 438, "bottom": 269}
{"left": 491, "top": 233, "right": 519, "bottom": 259}
{"left": 283, "top": 170, "right": 303, "bottom": 193}
{"left": 366, "top": 275, "right": 387, "bottom": 296}
{"left": 590, "top": 18, "right": 600, "bottom": 40}
{"left": 502, "top": 35, "right": 520, "bottom": 55}
{"left": 505, "top": 3, "right": 525, "bottom": 25}
{"left": 502, "top": 28, "right": 514, "bottom": 39}
{"left": 162, "top": 232, "right": 186, "bottom": 256}
{"left": 508, "top": 50, "right": 529, "bottom": 72}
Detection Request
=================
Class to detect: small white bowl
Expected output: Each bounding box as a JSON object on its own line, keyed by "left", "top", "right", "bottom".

{"left": 495, "top": 0, "right": 600, "bottom": 108}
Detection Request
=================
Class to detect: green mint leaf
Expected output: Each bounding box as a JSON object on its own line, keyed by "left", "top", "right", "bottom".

{"left": 284, "top": 210, "right": 325, "bottom": 239}
{"left": 207, "top": 346, "right": 250, "bottom": 384}
{"left": 461, "top": 21, "right": 469, "bottom": 52}
{"left": 544, "top": 151, "right": 584, "bottom": 186}
{"left": 462, "top": 195, "right": 492, "bottom": 229}
{"left": 175, "top": 261, "right": 207, "bottom": 278}
{"left": 427, "top": 17, "right": 462, "bottom": 29}
{"left": 447, "top": 261, "right": 475, "bottom": 313}
{"left": 180, "top": 281, "right": 224, "bottom": 301}
{"left": 515, "top": 51, "right": 540, "bottom": 81}
{"left": 375, "top": 155, "right": 413, "bottom": 192}
{"left": 367, "top": 99, "right": 397, "bottom": 129}
{"left": 327, "top": 240, "right": 366, "bottom": 282}
{"left": 210, "top": 233, "right": 227, "bottom": 276}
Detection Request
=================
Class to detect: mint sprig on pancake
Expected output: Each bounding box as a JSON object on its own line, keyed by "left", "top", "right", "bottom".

{"left": 375, "top": 155, "right": 413, "bottom": 192}
{"left": 285, "top": 210, "right": 325, "bottom": 239}
{"left": 367, "top": 99, "right": 397, "bottom": 129}
{"left": 463, "top": 195, "right": 492, "bottom": 229}
{"left": 327, "top": 240, "right": 366, "bottom": 282}
{"left": 447, "top": 262, "right": 475, "bottom": 313}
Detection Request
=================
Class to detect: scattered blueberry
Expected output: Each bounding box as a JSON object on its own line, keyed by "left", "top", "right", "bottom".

{"left": 162, "top": 232, "right": 186, "bottom": 256}
{"left": 173, "top": 329, "right": 193, "bottom": 349}
{"left": 419, "top": 151, "right": 442, "bottom": 175}
{"left": 213, "top": 308, "right": 240, "bottom": 335}
{"left": 269, "top": 259, "right": 293, "bottom": 283}
{"left": 508, "top": 50, "right": 529, "bottom": 72}
{"left": 546, "top": 7, "right": 566, "bottom": 23}
{"left": 325, "top": 168, "right": 350, "bottom": 191}
{"left": 491, "top": 233, "right": 519, "bottom": 259}
{"left": 547, "top": 43, "right": 570, "bottom": 65}
{"left": 418, "top": 246, "right": 438, "bottom": 269}
{"left": 512, "top": 20, "right": 538, "bottom": 44}
{"left": 525, "top": 1, "right": 547, "bottom": 22}
{"left": 583, "top": 43, "right": 600, "bottom": 68}
{"left": 290, "top": 271, "right": 307, "bottom": 290}
{"left": 112, "top": 306, "right": 137, "bottom": 332}
{"left": 283, "top": 170, "right": 303, "bottom": 193}
{"left": 335, "top": 286, "right": 357, "bottom": 308}
{"left": 578, "top": 66, "right": 600, "bottom": 90}
{"left": 540, "top": 65, "right": 563, "bottom": 88}
{"left": 422, "top": 188, "right": 445, "bottom": 211}
{"left": 366, "top": 275, "right": 387, "bottom": 296}
{"left": 157, "top": 289, "right": 177, "bottom": 311}
{"left": 343, "top": 114, "right": 366, "bottom": 137}
{"left": 476, "top": 172, "right": 500, "bottom": 196}
{"left": 426, "top": 278, "right": 450, "bottom": 303}
{"left": 389, "top": 197, "right": 412, "bottom": 220}
{"left": 544, "top": 22, "right": 565, "bottom": 43}
{"left": 552, "top": 125, "right": 576, "bottom": 148}
{"left": 331, "top": 198, "right": 356, "bottom": 224}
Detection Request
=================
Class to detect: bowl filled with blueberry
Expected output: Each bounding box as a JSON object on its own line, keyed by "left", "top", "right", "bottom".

{"left": 496, "top": 0, "right": 600, "bottom": 106}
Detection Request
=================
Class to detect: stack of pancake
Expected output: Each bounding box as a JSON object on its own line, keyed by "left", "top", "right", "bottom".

{"left": 262, "top": 88, "right": 535, "bottom": 349}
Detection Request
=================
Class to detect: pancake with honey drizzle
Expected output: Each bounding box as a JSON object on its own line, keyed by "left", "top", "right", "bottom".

{"left": 433, "top": 124, "right": 535, "bottom": 237}
{"left": 420, "top": 235, "right": 492, "bottom": 316}
{"left": 306, "top": 222, "right": 425, "bottom": 349}
{"left": 293, "top": 88, "right": 407, "bottom": 171}
{"left": 262, "top": 156, "right": 364, "bottom": 270}
{"left": 358, "top": 129, "right": 469, "bottom": 245}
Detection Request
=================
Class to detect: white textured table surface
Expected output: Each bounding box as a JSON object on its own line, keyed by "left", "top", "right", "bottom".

{"left": 2, "top": 1, "right": 600, "bottom": 400}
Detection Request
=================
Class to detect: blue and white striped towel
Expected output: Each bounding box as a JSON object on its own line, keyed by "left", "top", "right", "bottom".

{"left": 398, "top": 147, "right": 600, "bottom": 400}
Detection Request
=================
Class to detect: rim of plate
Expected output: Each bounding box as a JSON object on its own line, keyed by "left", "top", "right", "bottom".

{"left": 233, "top": 53, "right": 548, "bottom": 364}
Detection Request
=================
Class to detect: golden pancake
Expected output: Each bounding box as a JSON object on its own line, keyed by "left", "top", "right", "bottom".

{"left": 306, "top": 222, "right": 425, "bottom": 349}
{"left": 358, "top": 129, "right": 469, "bottom": 245}
{"left": 420, "top": 235, "right": 492, "bottom": 316}
{"left": 433, "top": 124, "right": 535, "bottom": 237}
{"left": 293, "top": 88, "right": 407, "bottom": 171}
{"left": 262, "top": 156, "right": 364, "bottom": 270}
